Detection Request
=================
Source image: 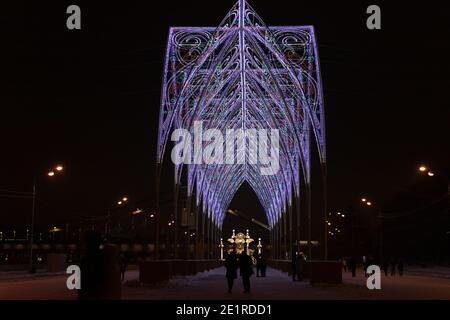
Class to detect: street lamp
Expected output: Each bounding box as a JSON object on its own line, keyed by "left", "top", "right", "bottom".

{"left": 419, "top": 166, "right": 427, "bottom": 172}
{"left": 427, "top": 171, "right": 434, "bottom": 177}
{"left": 117, "top": 196, "right": 128, "bottom": 206}
{"left": 30, "top": 165, "right": 64, "bottom": 273}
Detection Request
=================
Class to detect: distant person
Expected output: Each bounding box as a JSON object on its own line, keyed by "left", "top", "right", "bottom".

{"left": 296, "top": 252, "right": 305, "bottom": 281}
{"left": 225, "top": 251, "right": 238, "bottom": 293}
{"left": 397, "top": 259, "right": 404, "bottom": 276}
{"left": 260, "top": 256, "right": 267, "bottom": 277}
{"left": 362, "top": 255, "right": 369, "bottom": 277}
{"left": 239, "top": 251, "right": 253, "bottom": 293}
{"left": 383, "top": 259, "right": 389, "bottom": 276}
{"left": 291, "top": 250, "right": 298, "bottom": 281}
{"left": 256, "top": 254, "right": 266, "bottom": 277}
{"left": 119, "top": 253, "right": 128, "bottom": 282}
{"left": 78, "top": 231, "right": 105, "bottom": 300}
{"left": 390, "top": 259, "right": 396, "bottom": 276}
{"left": 342, "top": 258, "right": 347, "bottom": 272}
{"left": 349, "top": 257, "right": 356, "bottom": 277}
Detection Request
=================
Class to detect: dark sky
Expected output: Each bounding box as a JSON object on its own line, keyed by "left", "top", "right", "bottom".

{"left": 1, "top": 1, "right": 449, "bottom": 233}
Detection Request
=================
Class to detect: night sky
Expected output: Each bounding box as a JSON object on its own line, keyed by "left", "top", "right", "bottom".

{"left": 1, "top": 1, "right": 449, "bottom": 234}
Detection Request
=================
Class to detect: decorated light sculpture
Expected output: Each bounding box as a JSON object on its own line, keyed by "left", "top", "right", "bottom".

{"left": 227, "top": 230, "right": 255, "bottom": 256}
{"left": 257, "top": 238, "right": 262, "bottom": 255}
{"left": 157, "top": 0, "right": 326, "bottom": 258}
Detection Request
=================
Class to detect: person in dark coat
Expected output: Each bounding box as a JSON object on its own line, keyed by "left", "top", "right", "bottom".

{"left": 296, "top": 252, "right": 305, "bottom": 281}
{"left": 119, "top": 253, "right": 128, "bottom": 282}
{"left": 397, "top": 259, "right": 404, "bottom": 276}
{"left": 291, "top": 250, "right": 298, "bottom": 281}
{"left": 349, "top": 256, "right": 357, "bottom": 277}
{"left": 390, "top": 259, "right": 396, "bottom": 276}
{"left": 383, "top": 259, "right": 389, "bottom": 276}
{"left": 224, "top": 251, "right": 238, "bottom": 293}
{"left": 239, "top": 251, "right": 254, "bottom": 293}
{"left": 256, "top": 254, "right": 266, "bottom": 277}
{"left": 260, "top": 255, "right": 267, "bottom": 277}
{"left": 78, "top": 231, "right": 105, "bottom": 300}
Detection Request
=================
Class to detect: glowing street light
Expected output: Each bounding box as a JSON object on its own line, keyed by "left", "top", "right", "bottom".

{"left": 419, "top": 166, "right": 427, "bottom": 172}
{"left": 361, "top": 198, "right": 367, "bottom": 203}
{"left": 30, "top": 164, "right": 65, "bottom": 273}
{"left": 427, "top": 171, "right": 434, "bottom": 177}
{"left": 366, "top": 201, "right": 372, "bottom": 206}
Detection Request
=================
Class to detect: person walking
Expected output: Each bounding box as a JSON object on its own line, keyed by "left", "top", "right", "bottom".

{"left": 362, "top": 255, "right": 369, "bottom": 277}
{"left": 383, "top": 259, "right": 389, "bottom": 276}
{"left": 256, "top": 254, "right": 263, "bottom": 277}
{"left": 296, "top": 252, "right": 305, "bottom": 281}
{"left": 349, "top": 256, "right": 357, "bottom": 277}
{"left": 390, "top": 259, "right": 396, "bottom": 276}
{"left": 260, "top": 255, "right": 267, "bottom": 277}
{"left": 291, "top": 250, "right": 298, "bottom": 281}
{"left": 119, "top": 253, "right": 128, "bottom": 282}
{"left": 239, "top": 251, "right": 253, "bottom": 293}
{"left": 225, "top": 250, "right": 238, "bottom": 293}
{"left": 397, "top": 259, "right": 404, "bottom": 276}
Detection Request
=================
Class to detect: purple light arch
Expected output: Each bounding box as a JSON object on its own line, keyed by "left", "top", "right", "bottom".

{"left": 157, "top": 0, "right": 326, "bottom": 233}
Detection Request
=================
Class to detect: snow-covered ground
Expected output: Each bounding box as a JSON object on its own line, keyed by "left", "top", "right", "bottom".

{"left": 1, "top": 266, "right": 449, "bottom": 300}
{"left": 122, "top": 266, "right": 450, "bottom": 300}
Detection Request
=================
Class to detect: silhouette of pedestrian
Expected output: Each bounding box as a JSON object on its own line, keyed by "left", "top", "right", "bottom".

{"left": 398, "top": 259, "right": 404, "bottom": 276}
{"left": 342, "top": 258, "right": 347, "bottom": 272}
{"left": 239, "top": 251, "right": 253, "bottom": 293}
{"left": 225, "top": 251, "right": 238, "bottom": 293}
{"left": 383, "top": 259, "right": 389, "bottom": 276}
{"left": 119, "top": 253, "right": 128, "bottom": 282}
{"left": 260, "top": 255, "right": 267, "bottom": 277}
{"left": 349, "top": 257, "right": 356, "bottom": 277}
{"left": 78, "top": 231, "right": 104, "bottom": 300}
{"left": 390, "top": 259, "right": 396, "bottom": 276}
{"left": 291, "top": 250, "right": 298, "bottom": 281}
{"left": 256, "top": 254, "right": 265, "bottom": 277}
{"left": 296, "top": 252, "right": 305, "bottom": 281}
{"left": 363, "top": 255, "right": 369, "bottom": 277}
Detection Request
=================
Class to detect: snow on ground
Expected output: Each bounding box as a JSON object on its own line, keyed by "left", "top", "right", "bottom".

{"left": 1, "top": 266, "right": 449, "bottom": 300}
{"left": 122, "top": 267, "right": 450, "bottom": 300}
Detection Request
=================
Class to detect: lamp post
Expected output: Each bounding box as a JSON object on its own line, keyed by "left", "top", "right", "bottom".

{"left": 219, "top": 238, "right": 224, "bottom": 260}
{"left": 29, "top": 165, "right": 64, "bottom": 273}
{"left": 257, "top": 238, "right": 262, "bottom": 255}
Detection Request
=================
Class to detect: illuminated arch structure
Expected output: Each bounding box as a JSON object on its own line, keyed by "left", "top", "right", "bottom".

{"left": 156, "top": 0, "right": 326, "bottom": 260}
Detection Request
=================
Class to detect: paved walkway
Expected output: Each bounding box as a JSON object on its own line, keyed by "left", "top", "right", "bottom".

{"left": 123, "top": 267, "right": 450, "bottom": 300}
{"left": 1, "top": 267, "right": 449, "bottom": 300}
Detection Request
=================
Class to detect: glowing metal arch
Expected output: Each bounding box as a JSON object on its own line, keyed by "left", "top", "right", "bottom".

{"left": 157, "top": 0, "right": 326, "bottom": 231}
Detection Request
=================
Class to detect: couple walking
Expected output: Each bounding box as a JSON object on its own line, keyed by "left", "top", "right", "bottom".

{"left": 225, "top": 250, "right": 253, "bottom": 293}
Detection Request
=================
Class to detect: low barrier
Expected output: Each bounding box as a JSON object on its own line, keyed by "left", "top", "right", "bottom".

{"left": 268, "top": 259, "right": 342, "bottom": 284}
{"left": 139, "top": 259, "right": 223, "bottom": 285}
